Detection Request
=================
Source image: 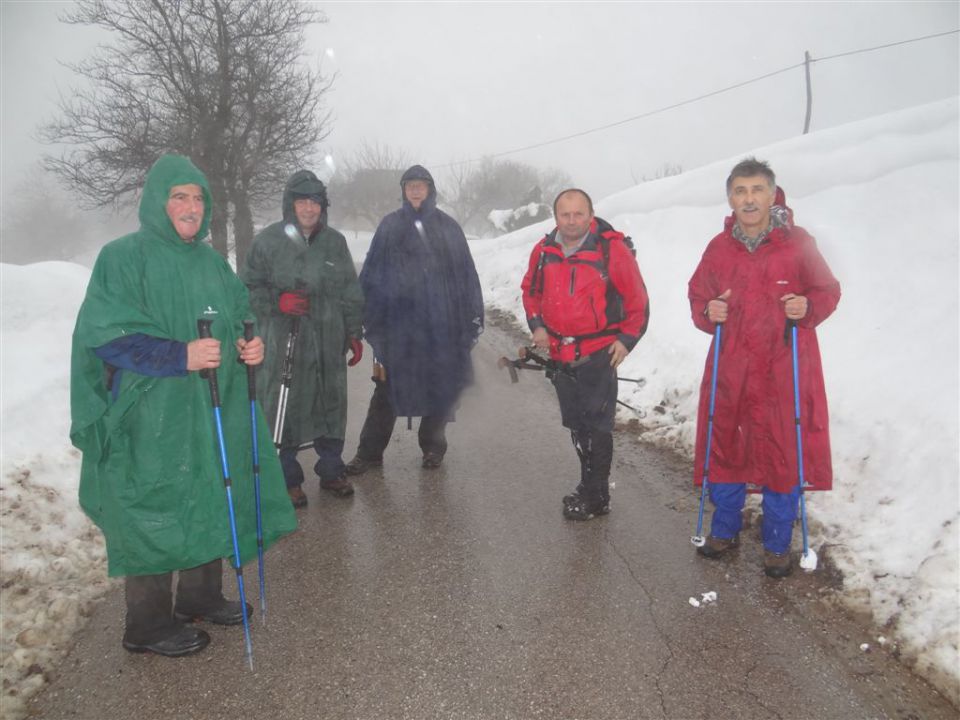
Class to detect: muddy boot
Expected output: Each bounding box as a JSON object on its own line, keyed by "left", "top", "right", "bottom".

{"left": 763, "top": 550, "right": 793, "bottom": 578}
{"left": 287, "top": 485, "right": 308, "bottom": 508}
{"left": 320, "top": 474, "right": 355, "bottom": 497}
{"left": 696, "top": 534, "right": 740, "bottom": 559}
{"left": 344, "top": 455, "right": 382, "bottom": 476}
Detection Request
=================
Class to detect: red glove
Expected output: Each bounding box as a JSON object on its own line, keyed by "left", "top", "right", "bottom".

{"left": 347, "top": 337, "right": 363, "bottom": 367}
{"left": 278, "top": 291, "right": 309, "bottom": 316}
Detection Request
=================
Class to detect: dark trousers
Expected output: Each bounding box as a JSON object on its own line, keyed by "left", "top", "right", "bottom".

{"left": 551, "top": 350, "right": 618, "bottom": 505}
{"left": 279, "top": 437, "right": 346, "bottom": 488}
{"left": 355, "top": 380, "right": 450, "bottom": 460}
{"left": 124, "top": 558, "right": 223, "bottom": 644}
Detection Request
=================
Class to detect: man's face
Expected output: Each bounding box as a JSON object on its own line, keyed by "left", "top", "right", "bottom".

{"left": 727, "top": 175, "right": 775, "bottom": 236}
{"left": 404, "top": 180, "right": 430, "bottom": 210}
{"left": 293, "top": 197, "right": 323, "bottom": 234}
{"left": 166, "top": 184, "right": 204, "bottom": 241}
{"left": 555, "top": 192, "right": 593, "bottom": 244}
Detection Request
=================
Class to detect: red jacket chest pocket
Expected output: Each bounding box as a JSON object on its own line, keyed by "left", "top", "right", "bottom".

{"left": 541, "top": 259, "right": 609, "bottom": 335}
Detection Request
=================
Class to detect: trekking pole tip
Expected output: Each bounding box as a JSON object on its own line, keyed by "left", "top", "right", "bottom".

{"left": 799, "top": 548, "right": 818, "bottom": 572}
{"left": 691, "top": 535, "right": 706, "bottom": 547}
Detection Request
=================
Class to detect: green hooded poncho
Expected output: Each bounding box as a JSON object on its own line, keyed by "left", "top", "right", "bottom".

{"left": 70, "top": 154, "right": 296, "bottom": 577}
{"left": 241, "top": 170, "right": 363, "bottom": 446}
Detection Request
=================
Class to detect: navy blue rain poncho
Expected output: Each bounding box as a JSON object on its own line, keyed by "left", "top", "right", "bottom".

{"left": 359, "top": 165, "right": 484, "bottom": 417}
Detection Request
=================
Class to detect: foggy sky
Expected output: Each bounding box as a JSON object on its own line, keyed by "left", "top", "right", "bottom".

{"left": 2, "top": 1, "right": 958, "bottom": 214}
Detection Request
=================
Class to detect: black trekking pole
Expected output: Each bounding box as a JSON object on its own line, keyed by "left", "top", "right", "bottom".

{"left": 272, "top": 315, "right": 301, "bottom": 448}
{"left": 197, "top": 319, "right": 254, "bottom": 670}
{"left": 240, "top": 321, "right": 267, "bottom": 622}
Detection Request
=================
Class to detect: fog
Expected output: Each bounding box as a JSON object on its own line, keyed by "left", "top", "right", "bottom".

{"left": 1, "top": 1, "right": 957, "bottom": 263}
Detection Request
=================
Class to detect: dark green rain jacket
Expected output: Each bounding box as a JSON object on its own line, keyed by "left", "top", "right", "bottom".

{"left": 70, "top": 154, "right": 296, "bottom": 577}
{"left": 241, "top": 171, "right": 363, "bottom": 446}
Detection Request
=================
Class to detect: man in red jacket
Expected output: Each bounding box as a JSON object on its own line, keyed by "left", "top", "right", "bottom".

{"left": 689, "top": 158, "right": 840, "bottom": 578}
{"left": 522, "top": 189, "right": 649, "bottom": 521}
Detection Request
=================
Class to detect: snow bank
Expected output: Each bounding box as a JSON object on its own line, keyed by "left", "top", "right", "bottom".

{"left": 0, "top": 262, "right": 114, "bottom": 718}
{"left": 472, "top": 97, "right": 960, "bottom": 701}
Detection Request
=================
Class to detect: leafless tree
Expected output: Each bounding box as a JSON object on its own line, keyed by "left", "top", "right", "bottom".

{"left": 439, "top": 157, "right": 571, "bottom": 236}
{"left": 39, "top": 0, "right": 332, "bottom": 268}
{"left": 631, "top": 162, "right": 683, "bottom": 185}
{"left": 329, "top": 141, "right": 410, "bottom": 230}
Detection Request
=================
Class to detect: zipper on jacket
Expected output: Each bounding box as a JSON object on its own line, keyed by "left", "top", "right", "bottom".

{"left": 569, "top": 266, "right": 577, "bottom": 295}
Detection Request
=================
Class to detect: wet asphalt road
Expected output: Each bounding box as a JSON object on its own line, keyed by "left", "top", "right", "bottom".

{"left": 29, "top": 320, "right": 956, "bottom": 720}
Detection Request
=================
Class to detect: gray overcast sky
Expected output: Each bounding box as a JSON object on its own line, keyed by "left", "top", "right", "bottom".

{"left": 2, "top": 1, "right": 958, "bottom": 206}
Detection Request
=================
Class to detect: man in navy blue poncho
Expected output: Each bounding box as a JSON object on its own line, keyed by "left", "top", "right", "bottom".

{"left": 346, "top": 165, "right": 484, "bottom": 472}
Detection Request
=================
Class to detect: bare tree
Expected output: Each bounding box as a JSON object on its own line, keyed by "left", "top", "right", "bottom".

{"left": 39, "top": 0, "right": 332, "bottom": 268}
{"left": 329, "top": 142, "right": 410, "bottom": 230}
{"left": 630, "top": 162, "right": 683, "bottom": 185}
{"left": 440, "top": 157, "right": 571, "bottom": 236}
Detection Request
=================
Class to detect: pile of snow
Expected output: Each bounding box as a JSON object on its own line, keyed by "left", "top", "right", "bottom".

{"left": 471, "top": 97, "right": 959, "bottom": 702}
{"left": 488, "top": 202, "right": 550, "bottom": 233}
{"left": 0, "top": 262, "right": 114, "bottom": 718}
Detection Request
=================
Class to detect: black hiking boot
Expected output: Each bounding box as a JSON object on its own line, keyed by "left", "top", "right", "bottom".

{"left": 122, "top": 624, "right": 210, "bottom": 657}
{"left": 174, "top": 599, "right": 253, "bottom": 626}
{"left": 343, "top": 455, "right": 382, "bottom": 476}
{"left": 562, "top": 497, "right": 611, "bottom": 521}
{"left": 421, "top": 452, "right": 444, "bottom": 469}
{"left": 696, "top": 534, "right": 740, "bottom": 559}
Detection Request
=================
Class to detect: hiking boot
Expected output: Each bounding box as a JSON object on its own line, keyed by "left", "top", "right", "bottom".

{"left": 422, "top": 452, "right": 444, "bottom": 469}
{"left": 343, "top": 455, "right": 382, "bottom": 476}
{"left": 763, "top": 550, "right": 793, "bottom": 579}
{"left": 562, "top": 497, "right": 611, "bottom": 521}
{"left": 287, "top": 485, "right": 308, "bottom": 508}
{"left": 175, "top": 599, "right": 253, "bottom": 626}
{"left": 122, "top": 625, "right": 210, "bottom": 657}
{"left": 696, "top": 534, "right": 740, "bottom": 559}
{"left": 320, "top": 474, "right": 355, "bottom": 497}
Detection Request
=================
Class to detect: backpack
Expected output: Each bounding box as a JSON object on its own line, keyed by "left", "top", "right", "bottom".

{"left": 528, "top": 216, "right": 635, "bottom": 335}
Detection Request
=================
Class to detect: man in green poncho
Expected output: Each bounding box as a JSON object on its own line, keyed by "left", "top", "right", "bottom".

{"left": 242, "top": 171, "right": 364, "bottom": 508}
{"left": 71, "top": 154, "right": 297, "bottom": 657}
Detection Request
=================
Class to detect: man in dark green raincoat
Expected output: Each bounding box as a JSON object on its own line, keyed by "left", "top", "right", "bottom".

{"left": 71, "top": 154, "right": 296, "bottom": 657}
{"left": 241, "top": 171, "right": 364, "bottom": 507}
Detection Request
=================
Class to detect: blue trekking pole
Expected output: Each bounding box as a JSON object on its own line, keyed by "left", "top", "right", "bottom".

{"left": 197, "top": 319, "right": 255, "bottom": 669}
{"left": 240, "top": 320, "right": 267, "bottom": 622}
{"left": 790, "top": 322, "right": 818, "bottom": 571}
{"left": 691, "top": 324, "right": 721, "bottom": 547}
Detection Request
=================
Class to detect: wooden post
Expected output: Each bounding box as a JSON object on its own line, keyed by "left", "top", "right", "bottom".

{"left": 803, "top": 51, "right": 813, "bottom": 134}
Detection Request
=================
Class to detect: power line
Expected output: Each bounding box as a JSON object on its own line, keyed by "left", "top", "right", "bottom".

{"left": 431, "top": 28, "right": 959, "bottom": 169}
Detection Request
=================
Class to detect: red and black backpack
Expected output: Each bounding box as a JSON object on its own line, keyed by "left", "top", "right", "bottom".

{"left": 528, "top": 216, "right": 636, "bottom": 343}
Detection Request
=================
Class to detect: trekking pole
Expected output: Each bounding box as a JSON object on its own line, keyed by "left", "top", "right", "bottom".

{"left": 790, "top": 322, "right": 818, "bottom": 571}
{"left": 241, "top": 321, "right": 267, "bottom": 623}
{"left": 272, "top": 315, "right": 301, "bottom": 447}
{"left": 691, "top": 324, "right": 721, "bottom": 547}
{"left": 197, "top": 319, "right": 255, "bottom": 670}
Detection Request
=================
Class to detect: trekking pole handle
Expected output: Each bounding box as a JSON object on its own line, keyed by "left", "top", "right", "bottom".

{"left": 242, "top": 320, "right": 256, "bottom": 399}
{"left": 196, "top": 318, "right": 221, "bottom": 407}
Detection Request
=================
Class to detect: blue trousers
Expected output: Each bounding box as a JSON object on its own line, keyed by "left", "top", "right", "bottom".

{"left": 279, "top": 437, "right": 345, "bottom": 488}
{"left": 708, "top": 482, "right": 800, "bottom": 555}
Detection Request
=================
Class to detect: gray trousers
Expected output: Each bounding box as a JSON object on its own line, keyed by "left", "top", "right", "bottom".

{"left": 123, "top": 558, "right": 223, "bottom": 643}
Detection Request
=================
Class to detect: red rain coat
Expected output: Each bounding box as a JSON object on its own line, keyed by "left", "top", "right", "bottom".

{"left": 688, "top": 191, "right": 840, "bottom": 493}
